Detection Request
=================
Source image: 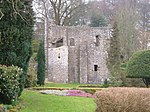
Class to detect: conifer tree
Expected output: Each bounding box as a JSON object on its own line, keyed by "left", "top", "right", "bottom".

{"left": 107, "top": 22, "right": 121, "bottom": 81}
{"left": 37, "top": 41, "right": 46, "bottom": 85}
{"left": 0, "top": 0, "right": 34, "bottom": 96}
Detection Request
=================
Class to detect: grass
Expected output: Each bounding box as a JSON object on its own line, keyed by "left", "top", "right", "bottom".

{"left": 19, "top": 90, "right": 96, "bottom": 112}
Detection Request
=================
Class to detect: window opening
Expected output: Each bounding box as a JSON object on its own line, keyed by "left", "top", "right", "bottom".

{"left": 94, "top": 65, "right": 98, "bottom": 71}
{"left": 95, "top": 35, "right": 99, "bottom": 46}
{"left": 58, "top": 53, "right": 60, "bottom": 58}
{"left": 56, "top": 38, "right": 63, "bottom": 47}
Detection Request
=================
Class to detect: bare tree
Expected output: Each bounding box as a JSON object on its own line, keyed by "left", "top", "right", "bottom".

{"left": 137, "top": 0, "right": 150, "bottom": 49}
{"left": 115, "top": 0, "right": 140, "bottom": 60}
{"left": 47, "top": 0, "right": 83, "bottom": 26}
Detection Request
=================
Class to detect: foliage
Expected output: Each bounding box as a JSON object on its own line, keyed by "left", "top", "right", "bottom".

{"left": 32, "top": 39, "right": 40, "bottom": 53}
{"left": 45, "top": 83, "right": 81, "bottom": 88}
{"left": 0, "top": 0, "right": 34, "bottom": 96}
{"left": 119, "top": 62, "right": 145, "bottom": 87}
{"left": 124, "top": 78, "right": 145, "bottom": 87}
{"left": 0, "top": 65, "right": 23, "bottom": 104}
{"left": 90, "top": 15, "right": 107, "bottom": 27}
{"left": 82, "top": 89, "right": 96, "bottom": 95}
{"left": 25, "top": 39, "right": 40, "bottom": 87}
{"left": 107, "top": 22, "right": 121, "bottom": 71}
{"left": 120, "top": 62, "right": 127, "bottom": 69}
{"left": 127, "top": 50, "right": 150, "bottom": 87}
{"left": 107, "top": 22, "right": 122, "bottom": 86}
{"left": 66, "top": 90, "right": 94, "bottom": 98}
{"left": 108, "top": 76, "right": 123, "bottom": 87}
{"left": 19, "top": 90, "right": 96, "bottom": 112}
{"left": 37, "top": 41, "right": 46, "bottom": 85}
{"left": 102, "top": 79, "right": 109, "bottom": 88}
{"left": 0, "top": 104, "right": 5, "bottom": 112}
{"left": 95, "top": 87, "right": 150, "bottom": 112}
{"left": 44, "top": 83, "right": 102, "bottom": 88}
{"left": 116, "top": 1, "right": 139, "bottom": 60}
{"left": 25, "top": 57, "right": 37, "bottom": 88}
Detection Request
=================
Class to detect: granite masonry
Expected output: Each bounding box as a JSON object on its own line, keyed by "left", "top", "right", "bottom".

{"left": 47, "top": 26, "right": 111, "bottom": 84}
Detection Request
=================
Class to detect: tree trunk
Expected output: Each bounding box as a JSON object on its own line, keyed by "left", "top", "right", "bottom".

{"left": 142, "top": 78, "right": 150, "bottom": 88}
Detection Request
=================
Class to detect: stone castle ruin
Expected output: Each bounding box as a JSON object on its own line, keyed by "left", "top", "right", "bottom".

{"left": 47, "top": 26, "right": 111, "bottom": 84}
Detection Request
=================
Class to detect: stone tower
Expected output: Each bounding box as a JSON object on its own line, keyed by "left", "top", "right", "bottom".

{"left": 47, "top": 26, "right": 111, "bottom": 84}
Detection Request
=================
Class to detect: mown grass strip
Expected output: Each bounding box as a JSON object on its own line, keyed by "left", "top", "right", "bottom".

{"left": 19, "top": 90, "right": 96, "bottom": 112}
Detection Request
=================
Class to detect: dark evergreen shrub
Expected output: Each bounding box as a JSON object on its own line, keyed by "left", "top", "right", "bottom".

{"left": 37, "top": 41, "right": 46, "bottom": 85}
{"left": 0, "top": 0, "right": 34, "bottom": 96}
{"left": 0, "top": 65, "right": 22, "bottom": 104}
{"left": 127, "top": 50, "right": 150, "bottom": 87}
{"left": 32, "top": 39, "right": 40, "bottom": 53}
{"left": 90, "top": 15, "right": 107, "bottom": 27}
{"left": 25, "top": 40, "right": 40, "bottom": 87}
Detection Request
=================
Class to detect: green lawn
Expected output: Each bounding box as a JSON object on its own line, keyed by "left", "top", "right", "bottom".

{"left": 19, "top": 90, "right": 96, "bottom": 112}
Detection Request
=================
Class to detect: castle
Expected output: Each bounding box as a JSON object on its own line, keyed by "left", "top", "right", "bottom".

{"left": 47, "top": 26, "right": 111, "bottom": 84}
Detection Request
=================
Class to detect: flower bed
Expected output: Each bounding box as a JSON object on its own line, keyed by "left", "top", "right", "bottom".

{"left": 66, "top": 90, "right": 95, "bottom": 98}
{"left": 40, "top": 90, "right": 95, "bottom": 98}
{"left": 32, "top": 87, "right": 70, "bottom": 90}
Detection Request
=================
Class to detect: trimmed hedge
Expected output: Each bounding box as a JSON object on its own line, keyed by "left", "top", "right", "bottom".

{"left": 127, "top": 50, "right": 150, "bottom": 78}
{"left": 95, "top": 88, "right": 150, "bottom": 112}
{"left": 127, "top": 50, "right": 150, "bottom": 87}
{"left": 0, "top": 65, "right": 23, "bottom": 104}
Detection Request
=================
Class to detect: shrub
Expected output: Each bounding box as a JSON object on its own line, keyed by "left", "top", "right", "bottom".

{"left": 0, "top": 104, "right": 5, "bottom": 112}
{"left": 0, "top": 0, "right": 34, "bottom": 97}
{"left": 25, "top": 57, "right": 37, "bottom": 87}
{"left": 127, "top": 50, "right": 150, "bottom": 87}
{"left": 37, "top": 41, "right": 46, "bottom": 85}
{"left": 25, "top": 39, "right": 40, "bottom": 87}
{"left": 32, "top": 39, "right": 40, "bottom": 53}
{"left": 0, "top": 65, "right": 23, "bottom": 104}
{"left": 108, "top": 76, "right": 123, "bottom": 87}
{"left": 95, "top": 88, "right": 150, "bottom": 112}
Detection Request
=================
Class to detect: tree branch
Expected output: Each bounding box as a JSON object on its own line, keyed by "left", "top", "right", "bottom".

{"left": 0, "top": 9, "right": 4, "bottom": 20}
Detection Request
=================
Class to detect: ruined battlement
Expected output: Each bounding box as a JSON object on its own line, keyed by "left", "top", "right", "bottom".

{"left": 47, "top": 26, "right": 111, "bottom": 84}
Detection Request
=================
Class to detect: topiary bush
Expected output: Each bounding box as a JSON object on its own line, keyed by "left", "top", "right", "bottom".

{"left": 0, "top": 65, "right": 23, "bottom": 104}
{"left": 95, "top": 88, "right": 150, "bottom": 112}
{"left": 127, "top": 50, "right": 150, "bottom": 87}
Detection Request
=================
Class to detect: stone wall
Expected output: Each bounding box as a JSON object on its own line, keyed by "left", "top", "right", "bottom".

{"left": 47, "top": 46, "right": 68, "bottom": 83}
{"left": 47, "top": 26, "right": 111, "bottom": 84}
